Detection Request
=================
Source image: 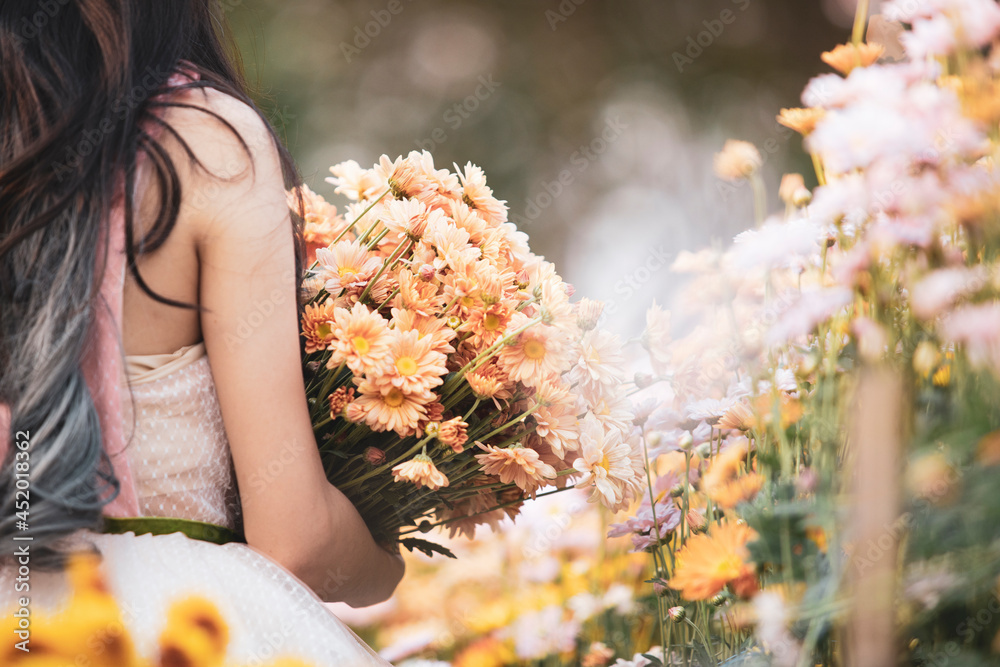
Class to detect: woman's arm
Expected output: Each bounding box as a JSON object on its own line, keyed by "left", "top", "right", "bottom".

{"left": 157, "top": 87, "right": 403, "bottom": 607}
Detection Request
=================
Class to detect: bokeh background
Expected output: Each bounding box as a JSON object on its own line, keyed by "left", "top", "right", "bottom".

{"left": 229, "top": 0, "right": 861, "bottom": 337}
{"left": 225, "top": 1, "right": 869, "bottom": 659}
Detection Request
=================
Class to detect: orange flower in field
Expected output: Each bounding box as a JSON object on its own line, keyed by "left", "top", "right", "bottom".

{"left": 710, "top": 473, "right": 765, "bottom": 510}
{"left": 327, "top": 302, "right": 393, "bottom": 376}
{"left": 667, "top": 522, "right": 759, "bottom": 601}
{"left": 702, "top": 438, "right": 755, "bottom": 502}
{"left": 497, "top": 315, "right": 571, "bottom": 389}
{"left": 375, "top": 329, "right": 449, "bottom": 395}
{"left": 391, "top": 454, "right": 449, "bottom": 490}
{"left": 718, "top": 401, "right": 755, "bottom": 432}
{"left": 475, "top": 442, "right": 557, "bottom": 493}
{"left": 301, "top": 299, "right": 338, "bottom": 354}
{"left": 347, "top": 379, "right": 430, "bottom": 437}
{"left": 753, "top": 393, "right": 803, "bottom": 429}
{"left": 821, "top": 42, "right": 884, "bottom": 76}
{"left": 777, "top": 107, "right": 826, "bottom": 136}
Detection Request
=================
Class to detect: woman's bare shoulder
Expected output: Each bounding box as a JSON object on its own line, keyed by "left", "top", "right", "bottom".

{"left": 152, "top": 85, "right": 287, "bottom": 237}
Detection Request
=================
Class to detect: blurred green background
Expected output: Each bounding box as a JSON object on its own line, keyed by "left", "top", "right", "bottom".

{"left": 229, "top": 0, "right": 853, "bottom": 332}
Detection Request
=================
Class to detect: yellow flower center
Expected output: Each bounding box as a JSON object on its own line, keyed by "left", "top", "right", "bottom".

{"left": 600, "top": 453, "right": 611, "bottom": 471}
{"left": 483, "top": 313, "right": 501, "bottom": 331}
{"left": 352, "top": 335, "right": 371, "bottom": 355}
{"left": 523, "top": 339, "right": 546, "bottom": 360}
{"left": 384, "top": 388, "right": 405, "bottom": 408}
{"left": 713, "top": 554, "right": 746, "bottom": 581}
{"left": 396, "top": 356, "right": 419, "bottom": 376}
{"left": 338, "top": 266, "right": 356, "bottom": 278}
{"left": 461, "top": 296, "right": 475, "bottom": 307}
{"left": 316, "top": 322, "right": 332, "bottom": 339}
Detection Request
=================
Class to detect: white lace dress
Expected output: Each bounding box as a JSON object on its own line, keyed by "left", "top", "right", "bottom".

{"left": 0, "top": 343, "right": 391, "bottom": 666}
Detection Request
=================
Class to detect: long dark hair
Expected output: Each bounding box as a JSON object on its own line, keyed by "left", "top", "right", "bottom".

{"left": 0, "top": 0, "right": 303, "bottom": 567}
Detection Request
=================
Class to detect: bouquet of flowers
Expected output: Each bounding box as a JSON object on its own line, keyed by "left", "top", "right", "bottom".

{"left": 289, "top": 151, "right": 645, "bottom": 555}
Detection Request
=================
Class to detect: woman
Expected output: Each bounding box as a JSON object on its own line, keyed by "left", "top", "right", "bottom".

{"left": 0, "top": 1, "right": 402, "bottom": 663}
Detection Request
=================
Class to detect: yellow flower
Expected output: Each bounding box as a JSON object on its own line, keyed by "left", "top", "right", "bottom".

{"left": 932, "top": 364, "right": 951, "bottom": 386}
{"left": 453, "top": 637, "right": 516, "bottom": 667}
{"left": 667, "top": 522, "right": 758, "bottom": 601}
{"left": 0, "top": 554, "right": 140, "bottom": 667}
{"left": 158, "top": 596, "right": 229, "bottom": 667}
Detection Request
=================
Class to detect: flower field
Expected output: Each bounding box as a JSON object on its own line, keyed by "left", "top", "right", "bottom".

{"left": 331, "top": 2, "right": 1000, "bottom": 665}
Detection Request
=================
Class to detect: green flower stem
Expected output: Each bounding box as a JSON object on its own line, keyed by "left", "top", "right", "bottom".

{"left": 337, "top": 189, "right": 391, "bottom": 245}
{"left": 339, "top": 433, "right": 435, "bottom": 491}
{"left": 472, "top": 404, "right": 541, "bottom": 444}
{"left": 396, "top": 484, "right": 576, "bottom": 536}
{"left": 357, "top": 236, "right": 411, "bottom": 305}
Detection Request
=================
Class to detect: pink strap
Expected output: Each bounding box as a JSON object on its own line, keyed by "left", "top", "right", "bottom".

{"left": 0, "top": 65, "right": 200, "bottom": 518}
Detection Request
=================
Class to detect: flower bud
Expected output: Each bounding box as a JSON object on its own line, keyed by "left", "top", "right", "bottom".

{"left": 576, "top": 297, "right": 604, "bottom": 331}
{"left": 710, "top": 592, "right": 729, "bottom": 607}
{"left": 669, "top": 483, "right": 685, "bottom": 498}
{"left": 653, "top": 582, "right": 671, "bottom": 598}
{"left": 913, "top": 341, "right": 941, "bottom": 378}
{"left": 714, "top": 140, "right": 762, "bottom": 182}
{"left": 779, "top": 173, "right": 806, "bottom": 206}
{"left": 634, "top": 372, "right": 654, "bottom": 389}
{"left": 446, "top": 315, "right": 461, "bottom": 329}
{"left": 418, "top": 264, "right": 437, "bottom": 281}
{"left": 364, "top": 447, "right": 386, "bottom": 466}
{"left": 677, "top": 432, "right": 694, "bottom": 451}
{"left": 667, "top": 606, "right": 686, "bottom": 622}
{"left": 646, "top": 432, "right": 662, "bottom": 449}
{"left": 424, "top": 421, "right": 441, "bottom": 438}
{"left": 695, "top": 442, "right": 712, "bottom": 459}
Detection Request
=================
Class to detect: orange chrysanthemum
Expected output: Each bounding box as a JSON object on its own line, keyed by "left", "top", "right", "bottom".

{"left": 375, "top": 329, "right": 449, "bottom": 395}
{"left": 776, "top": 107, "right": 826, "bottom": 136}
{"left": 497, "top": 315, "right": 570, "bottom": 389}
{"left": 465, "top": 363, "right": 513, "bottom": 405}
{"left": 391, "top": 308, "right": 456, "bottom": 355}
{"left": 438, "top": 417, "right": 469, "bottom": 453}
{"left": 710, "top": 473, "right": 765, "bottom": 510}
{"left": 820, "top": 42, "right": 884, "bottom": 76}
{"left": 667, "top": 522, "right": 759, "bottom": 601}
{"left": 393, "top": 269, "right": 445, "bottom": 316}
{"left": 301, "top": 299, "right": 338, "bottom": 354}
{"left": 347, "top": 379, "right": 430, "bottom": 437}
{"left": 475, "top": 442, "right": 557, "bottom": 493}
{"left": 459, "top": 301, "right": 514, "bottom": 349}
{"left": 391, "top": 454, "right": 449, "bottom": 490}
{"left": 315, "top": 240, "right": 381, "bottom": 295}
{"left": 327, "top": 302, "right": 392, "bottom": 376}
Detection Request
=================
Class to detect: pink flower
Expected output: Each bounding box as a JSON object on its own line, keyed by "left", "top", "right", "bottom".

{"left": 910, "top": 267, "right": 986, "bottom": 320}
{"left": 766, "top": 287, "right": 853, "bottom": 345}
{"left": 939, "top": 302, "right": 1000, "bottom": 373}
{"left": 730, "top": 218, "right": 822, "bottom": 272}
